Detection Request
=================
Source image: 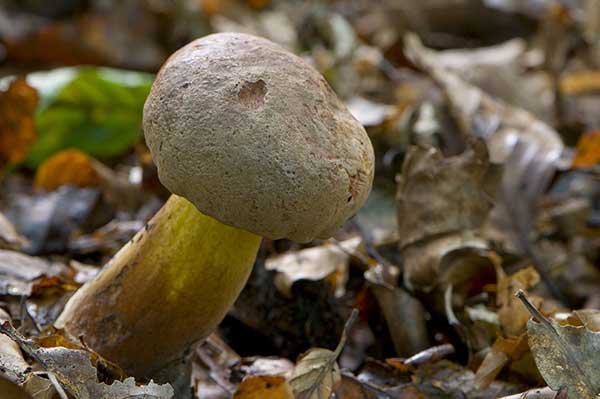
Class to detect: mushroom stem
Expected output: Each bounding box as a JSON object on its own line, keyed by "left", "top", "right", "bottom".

{"left": 55, "top": 195, "right": 262, "bottom": 379}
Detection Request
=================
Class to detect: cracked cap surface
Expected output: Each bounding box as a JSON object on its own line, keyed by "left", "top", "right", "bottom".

{"left": 143, "top": 32, "right": 374, "bottom": 242}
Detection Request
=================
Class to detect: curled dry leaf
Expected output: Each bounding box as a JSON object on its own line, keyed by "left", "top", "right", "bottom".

{"left": 0, "top": 212, "right": 29, "bottom": 250}
{"left": 33, "top": 148, "right": 143, "bottom": 209}
{"left": 404, "top": 33, "right": 564, "bottom": 165}
{"left": 365, "top": 265, "right": 430, "bottom": 356}
{"left": 34, "top": 149, "right": 102, "bottom": 190}
{"left": 234, "top": 357, "right": 295, "bottom": 399}
{"left": 474, "top": 335, "right": 529, "bottom": 389}
{"left": 560, "top": 71, "right": 600, "bottom": 96}
{"left": 265, "top": 237, "right": 361, "bottom": 297}
{"left": 0, "top": 309, "right": 30, "bottom": 385}
{"left": 517, "top": 291, "right": 600, "bottom": 399}
{"left": 0, "top": 322, "right": 174, "bottom": 399}
{"left": 0, "top": 78, "right": 38, "bottom": 168}
{"left": 571, "top": 130, "right": 600, "bottom": 169}
{"left": 0, "top": 249, "right": 66, "bottom": 296}
{"left": 396, "top": 141, "right": 492, "bottom": 290}
{"left": 497, "top": 266, "right": 542, "bottom": 337}
{"left": 289, "top": 310, "right": 357, "bottom": 399}
{"left": 234, "top": 375, "right": 294, "bottom": 399}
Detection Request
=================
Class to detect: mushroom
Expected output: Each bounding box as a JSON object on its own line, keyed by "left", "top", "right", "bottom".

{"left": 55, "top": 33, "right": 374, "bottom": 383}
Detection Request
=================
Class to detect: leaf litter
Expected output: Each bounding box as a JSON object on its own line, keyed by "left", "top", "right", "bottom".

{"left": 0, "top": 1, "right": 600, "bottom": 399}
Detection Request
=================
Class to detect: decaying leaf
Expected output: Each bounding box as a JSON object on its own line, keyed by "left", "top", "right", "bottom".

{"left": 365, "top": 263, "right": 430, "bottom": 356}
{"left": 346, "top": 97, "right": 395, "bottom": 127}
{"left": 404, "top": 33, "right": 564, "bottom": 165}
{"left": 33, "top": 148, "right": 143, "bottom": 209}
{"left": 289, "top": 310, "right": 357, "bottom": 399}
{"left": 560, "top": 71, "right": 600, "bottom": 96}
{"left": 396, "top": 141, "right": 492, "bottom": 290}
{"left": 0, "top": 212, "right": 29, "bottom": 250}
{"left": 0, "top": 309, "right": 30, "bottom": 385}
{"left": 34, "top": 149, "right": 102, "bottom": 190}
{"left": 0, "top": 249, "right": 66, "bottom": 296}
{"left": 571, "top": 131, "right": 600, "bottom": 169}
{"left": 0, "top": 78, "right": 38, "bottom": 168}
{"left": 0, "top": 322, "right": 174, "bottom": 399}
{"left": 407, "top": 359, "right": 524, "bottom": 398}
{"left": 475, "top": 335, "right": 529, "bottom": 389}
{"left": 497, "top": 266, "right": 542, "bottom": 336}
{"left": 518, "top": 290, "right": 600, "bottom": 399}
{"left": 265, "top": 237, "right": 361, "bottom": 297}
{"left": 234, "top": 375, "right": 294, "bottom": 399}
{"left": 9, "top": 185, "right": 105, "bottom": 254}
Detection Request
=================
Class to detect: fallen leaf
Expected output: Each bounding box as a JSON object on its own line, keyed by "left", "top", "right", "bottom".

{"left": 0, "top": 322, "right": 174, "bottom": 399}
{"left": 474, "top": 335, "right": 529, "bottom": 389}
{"left": 571, "top": 310, "right": 600, "bottom": 331}
{"left": 560, "top": 71, "right": 600, "bottom": 96}
{"left": 265, "top": 237, "right": 361, "bottom": 297}
{"left": 517, "top": 290, "right": 600, "bottom": 398}
{"left": 0, "top": 78, "right": 38, "bottom": 168}
{"left": 571, "top": 131, "right": 600, "bottom": 169}
{"left": 335, "top": 372, "right": 389, "bottom": 399}
{"left": 346, "top": 97, "right": 395, "bottom": 127}
{"left": 396, "top": 141, "right": 492, "bottom": 290}
{"left": 365, "top": 264, "right": 430, "bottom": 357}
{"left": 0, "top": 309, "right": 30, "bottom": 385}
{"left": 0, "top": 212, "right": 29, "bottom": 250}
{"left": 289, "top": 310, "right": 357, "bottom": 399}
{"left": 498, "top": 386, "right": 567, "bottom": 399}
{"left": 34, "top": 149, "right": 101, "bottom": 190}
{"left": 404, "top": 33, "right": 564, "bottom": 165}
{"left": 234, "top": 375, "right": 294, "bottom": 399}
{"left": 0, "top": 250, "right": 66, "bottom": 296}
{"left": 497, "top": 266, "right": 541, "bottom": 336}
{"left": 9, "top": 185, "right": 108, "bottom": 255}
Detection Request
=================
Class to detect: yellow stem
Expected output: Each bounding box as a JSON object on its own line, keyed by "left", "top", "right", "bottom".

{"left": 56, "top": 195, "right": 261, "bottom": 378}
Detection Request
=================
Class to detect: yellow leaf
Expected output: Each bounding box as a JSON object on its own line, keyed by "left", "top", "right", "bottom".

{"left": 234, "top": 375, "right": 294, "bottom": 399}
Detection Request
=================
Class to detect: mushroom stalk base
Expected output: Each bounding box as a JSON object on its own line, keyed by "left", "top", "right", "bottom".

{"left": 55, "top": 195, "right": 261, "bottom": 379}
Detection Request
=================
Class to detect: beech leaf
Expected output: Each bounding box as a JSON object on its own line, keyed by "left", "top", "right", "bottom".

{"left": 289, "top": 310, "right": 357, "bottom": 399}
{"left": 517, "top": 290, "right": 600, "bottom": 399}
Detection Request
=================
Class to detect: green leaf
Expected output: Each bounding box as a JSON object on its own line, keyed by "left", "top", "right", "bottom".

{"left": 24, "top": 67, "right": 153, "bottom": 167}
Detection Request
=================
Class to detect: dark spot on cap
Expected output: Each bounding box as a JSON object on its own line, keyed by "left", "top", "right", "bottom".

{"left": 238, "top": 79, "right": 268, "bottom": 110}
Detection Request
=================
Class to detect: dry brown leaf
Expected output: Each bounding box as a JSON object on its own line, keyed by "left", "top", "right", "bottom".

{"left": 0, "top": 78, "right": 38, "bottom": 168}
{"left": 571, "top": 131, "right": 600, "bottom": 169}
{"left": 289, "top": 310, "right": 357, "bottom": 399}
{"left": 0, "top": 212, "right": 29, "bottom": 250}
{"left": 560, "top": 71, "right": 600, "bottom": 96}
{"left": 246, "top": 0, "right": 271, "bottom": 9}
{"left": 396, "top": 141, "right": 492, "bottom": 290}
{"left": 0, "top": 322, "right": 174, "bottom": 399}
{"left": 404, "top": 33, "right": 563, "bottom": 165}
{"left": 265, "top": 237, "right": 361, "bottom": 297}
{"left": 34, "top": 149, "right": 102, "bottom": 191}
{"left": 475, "top": 335, "right": 529, "bottom": 389}
{"left": 497, "top": 266, "right": 542, "bottom": 337}
{"left": 234, "top": 375, "right": 294, "bottom": 399}
{"left": 518, "top": 291, "right": 600, "bottom": 399}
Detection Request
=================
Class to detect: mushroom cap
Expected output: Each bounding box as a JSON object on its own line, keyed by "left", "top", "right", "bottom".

{"left": 143, "top": 33, "right": 374, "bottom": 242}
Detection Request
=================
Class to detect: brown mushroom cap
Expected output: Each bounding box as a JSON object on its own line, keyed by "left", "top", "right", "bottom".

{"left": 143, "top": 33, "right": 374, "bottom": 242}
